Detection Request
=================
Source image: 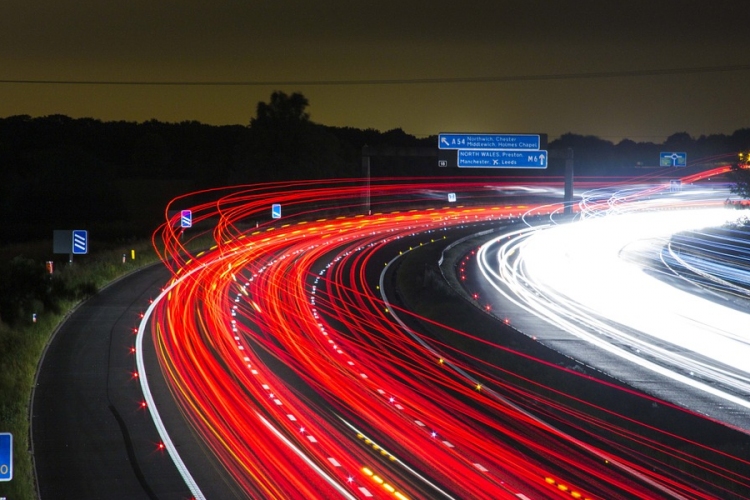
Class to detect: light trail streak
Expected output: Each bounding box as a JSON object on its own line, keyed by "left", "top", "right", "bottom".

{"left": 380, "top": 239, "right": 698, "bottom": 500}
{"left": 136, "top": 272, "right": 207, "bottom": 500}
{"left": 478, "top": 193, "right": 750, "bottom": 411}
{"left": 256, "top": 412, "right": 358, "bottom": 500}
{"left": 138, "top": 176, "right": 750, "bottom": 499}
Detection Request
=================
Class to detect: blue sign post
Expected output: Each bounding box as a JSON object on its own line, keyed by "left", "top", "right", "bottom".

{"left": 271, "top": 204, "right": 282, "bottom": 219}
{"left": 72, "top": 230, "right": 88, "bottom": 255}
{"left": 439, "top": 133, "right": 541, "bottom": 150}
{"left": 660, "top": 152, "right": 687, "bottom": 167}
{"left": 0, "top": 432, "right": 12, "bottom": 482}
{"left": 458, "top": 149, "right": 548, "bottom": 168}
{"left": 180, "top": 210, "right": 192, "bottom": 228}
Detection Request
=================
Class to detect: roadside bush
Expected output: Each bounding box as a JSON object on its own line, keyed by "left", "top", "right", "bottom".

{"left": 0, "top": 256, "right": 51, "bottom": 326}
{"left": 75, "top": 280, "right": 98, "bottom": 298}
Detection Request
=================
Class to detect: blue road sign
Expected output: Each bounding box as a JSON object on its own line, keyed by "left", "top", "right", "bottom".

{"left": 0, "top": 432, "right": 12, "bottom": 481}
{"left": 660, "top": 152, "right": 687, "bottom": 167}
{"left": 180, "top": 209, "right": 192, "bottom": 228}
{"left": 271, "top": 203, "right": 282, "bottom": 219}
{"left": 458, "top": 149, "right": 548, "bottom": 168}
{"left": 439, "top": 133, "right": 540, "bottom": 150}
{"left": 72, "top": 230, "right": 88, "bottom": 255}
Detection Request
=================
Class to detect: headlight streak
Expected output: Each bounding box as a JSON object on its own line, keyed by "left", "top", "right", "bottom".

{"left": 469, "top": 180, "right": 750, "bottom": 496}
{"left": 663, "top": 232, "right": 750, "bottom": 300}
{"left": 139, "top": 177, "right": 750, "bottom": 499}
{"left": 478, "top": 200, "right": 750, "bottom": 411}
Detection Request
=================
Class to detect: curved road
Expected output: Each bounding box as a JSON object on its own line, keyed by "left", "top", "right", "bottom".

{"left": 32, "top": 264, "right": 241, "bottom": 499}
{"left": 31, "top": 177, "right": 750, "bottom": 499}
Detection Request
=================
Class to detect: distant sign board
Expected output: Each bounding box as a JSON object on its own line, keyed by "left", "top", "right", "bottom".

{"left": 448, "top": 193, "right": 456, "bottom": 202}
{"left": 438, "top": 132, "right": 548, "bottom": 168}
{"left": 439, "top": 133, "right": 541, "bottom": 151}
{"left": 54, "top": 230, "right": 89, "bottom": 255}
{"left": 53, "top": 230, "right": 72, "bottom": 254}
{"left": 0, "top": 433, "right": 12, "bottom": 481}
{"left": 271, "top": 204, "right": 282, "bottom": 219}
{"left": 180, "top": 210, "right": 192, "bottom": 228}
{"left": 458, "top": 149, "right": 548, "bottom": 168}
{"left": 660, "top": 152, "right": 687, "bottom": 167}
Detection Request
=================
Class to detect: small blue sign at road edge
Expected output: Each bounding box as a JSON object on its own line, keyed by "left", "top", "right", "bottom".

{"left": 271, "top": 203, "right": 282, "bottom": 219}
{"left": 0, "top": 432, "right": 12, "bottom": 481}
{"left": 180, "top": 209, "right": 192, "bottom": 228}
{"left": 72, "top": 229, "right": 88, "bottom": 255}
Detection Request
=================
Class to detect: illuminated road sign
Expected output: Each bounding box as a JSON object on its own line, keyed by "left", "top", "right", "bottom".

{"left": 660, "top": 152, "right": 687, "bottom": 167}
{"left": 457, "top": 149, "right": 548, "bottom": 168}
{"left": 439, "top": 133, "right": 541, "bottom": 150}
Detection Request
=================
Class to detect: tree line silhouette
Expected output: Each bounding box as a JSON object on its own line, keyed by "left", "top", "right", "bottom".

{"left": 2, "top": 90, "right": 750, "bottom": 243}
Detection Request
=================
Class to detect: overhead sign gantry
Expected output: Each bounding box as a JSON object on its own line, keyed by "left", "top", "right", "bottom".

{"left": 438, "top": 132, "right": 548, "bottom": 169}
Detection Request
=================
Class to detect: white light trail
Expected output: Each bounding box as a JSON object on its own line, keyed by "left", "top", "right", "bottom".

{"left": 478, "top": 198, "right": 750, "bottom": 412}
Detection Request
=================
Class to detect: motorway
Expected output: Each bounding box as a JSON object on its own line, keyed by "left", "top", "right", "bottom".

{"left": 33, "top": 176, "right": 750, "bottom": 499}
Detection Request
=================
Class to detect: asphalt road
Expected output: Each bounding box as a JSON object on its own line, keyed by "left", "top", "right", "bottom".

{"left": 31, "top": 263, "right": 240, "bottom": 500}
{"left": 30, "top": 215, "right": 750, "bottom": 499}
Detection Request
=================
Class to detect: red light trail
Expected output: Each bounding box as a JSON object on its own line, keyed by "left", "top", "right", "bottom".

{"left": 135, "top": 177, "right": 749, "bottom": 499}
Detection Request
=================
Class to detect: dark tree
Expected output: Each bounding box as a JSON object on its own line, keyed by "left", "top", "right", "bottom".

{"left": 233, "top": 91, "right": 349, "bottom": 182}
{"left": 664, "top": 132, "right": 693, "bottom": 150}
{"left": 0, "top": 257, "right": 49, "bottom": 326}
{"left": 252, "top": 91, "right": 310, "bottom": 128}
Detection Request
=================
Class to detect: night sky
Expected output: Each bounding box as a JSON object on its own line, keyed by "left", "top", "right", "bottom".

{"left": 2, "top": 0, "right": 749, "bottom": 141}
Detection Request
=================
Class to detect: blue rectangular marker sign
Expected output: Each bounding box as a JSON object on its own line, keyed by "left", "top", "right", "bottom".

{"left": 439, "top": 133, "right": 540, "bottom": 150}
{"left": 659, "top": 152, "right": 687, "bottom": 167}
{"left": 72, "top": 230, "right": 88, "bottom": 255}
{"left": 180, "top": 209, "right": 192, "bottom": 228}
{"left": 271, "top": 203, "right": 282, "bottom": 219}
{"left": 0, "top": 432, "right": 12, "bottom": 481}
{"left": 458, "top": 149, "right": 548, "bottom": 168}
